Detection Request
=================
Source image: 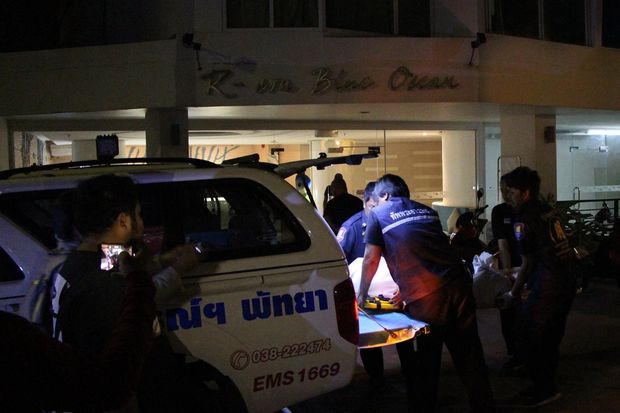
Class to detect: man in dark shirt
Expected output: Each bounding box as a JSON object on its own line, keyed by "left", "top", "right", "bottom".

{"left": 358, "top": 174, "right": 493, "bottom": 413}
{"left": 337, "top": 181, "right": 406, "bottom": 392}
{"left": 57, "top": 174, "right": 206, "bottom": 412}
{"left": 502, "top": 167, "right": 575, "bottom": 408}
{"left": 323, "top": 174, "right": 363, "bottom": 233}
{"left": 491, "top": 175, "right": 522, "bottom": 369}
{"left": 0, "top": 250, "right": 155, "bottom": 412}
{"left": 492, "top": 177, "right": 522, "bottom": 271}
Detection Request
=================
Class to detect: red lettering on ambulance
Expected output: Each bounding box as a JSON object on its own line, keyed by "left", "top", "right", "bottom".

{"left": 253, "top": 376, "right": 265, "bottom": 392}
{"left": 282, "top": 371, "right": 294, "bottom": 386}
{"left": 266, "top": 372, "right": 283, "bottom": 388}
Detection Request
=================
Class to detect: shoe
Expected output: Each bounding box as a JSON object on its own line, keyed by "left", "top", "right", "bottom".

{"left": 495, "top": 389, "right": 561, "bottom": 409}
{"left": 527, "top": 391, "right": 562, "bottom": 408}
{"left": 501, "top": 356, "right": 524, "bottom": 371}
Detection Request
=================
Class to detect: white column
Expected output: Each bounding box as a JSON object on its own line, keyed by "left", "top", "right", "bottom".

{"left": 441, "top": 130, "right": 477, "bottom": 207}
{"left": 499, "top": 105, "right": 557, "bottom": 200}
{"left": 145, "top": 108, "right": 189, "bottom": 158}
{"left": 431, "top": 131, "right": 477, "bottom": 232}
{"left": 0, "top": 118, "right": 8, "bottom": 170}
{"left": 309, "top": 139, "right": 336, "bottom": 214}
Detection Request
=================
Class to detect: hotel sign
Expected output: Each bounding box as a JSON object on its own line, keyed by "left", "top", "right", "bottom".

{"left": 200, "top": 65, "right": 459, "bottom": 99}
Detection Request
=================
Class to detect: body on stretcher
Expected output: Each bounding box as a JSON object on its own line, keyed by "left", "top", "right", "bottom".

{"left": 348, "top": 257, "right": 430, "bottom": 348}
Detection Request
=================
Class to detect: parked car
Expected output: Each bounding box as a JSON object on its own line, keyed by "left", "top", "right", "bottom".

{"left": 0, "top": 154, "right": 375, "bottom": 412}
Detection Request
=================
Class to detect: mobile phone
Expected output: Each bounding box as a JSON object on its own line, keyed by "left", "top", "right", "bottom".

{"left": 101, "top": 244, "right": 133, "bottom": 270}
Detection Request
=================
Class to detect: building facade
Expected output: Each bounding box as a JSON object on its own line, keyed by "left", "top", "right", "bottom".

{"left": 1, "top": 0, "right": 619, "bottom": 220}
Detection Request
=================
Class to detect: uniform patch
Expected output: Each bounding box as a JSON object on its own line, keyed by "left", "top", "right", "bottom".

{"left": 336, "top": 227, "right": 347, "bottom": 242}
{"left": 514, "top": 222, "right": 525, "bottom": 241}
{"left": 549, "top": 218, "right": 567, "bottom": 243}
{"left": 548, "top": 217, "right": 571, "bottom": 259}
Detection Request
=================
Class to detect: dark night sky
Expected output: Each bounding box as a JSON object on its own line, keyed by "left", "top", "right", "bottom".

{"left": 0, "top": 1, "right": 61, "bottom": 52}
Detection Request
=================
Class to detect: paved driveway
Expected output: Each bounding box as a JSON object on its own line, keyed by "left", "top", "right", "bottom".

{"left": 291, "top": 277, "right": 620, "bottom": 412}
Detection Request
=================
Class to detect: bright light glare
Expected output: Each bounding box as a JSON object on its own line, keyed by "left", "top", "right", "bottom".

{"left": 587, "top": 129, "right": 620, "bottom": 136}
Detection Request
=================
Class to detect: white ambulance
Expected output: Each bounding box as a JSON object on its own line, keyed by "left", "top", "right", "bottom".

{"left": 0, "top": 154, "right": 374, "bottom": 412}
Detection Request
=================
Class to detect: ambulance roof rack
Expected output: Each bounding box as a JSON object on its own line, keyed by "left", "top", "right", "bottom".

{"left": 0, "top": 150, "right": 379, "bottom": 180}
{"left": 0, "top": 157, "right": 220, "bottom": 180}
{"left": 222, "top": 151, "right": 379, "bottom": 179}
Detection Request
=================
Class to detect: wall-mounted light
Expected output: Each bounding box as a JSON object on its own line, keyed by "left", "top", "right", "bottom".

{"left": 587, "top": 129, "right": 620, "bottom": 136}
{"left": 182, "top": 32, "right": 256, "bottom": 72}
{"left": 468, "top": 32, "right": 487, "bottom": 66}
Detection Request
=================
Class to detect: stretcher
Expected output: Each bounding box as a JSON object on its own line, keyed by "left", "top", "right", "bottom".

{"left": 358, "top": 309, "right": 429, "bottom": 349}
{"left": 349, "top": 257, "right": 430, "bottom": 348}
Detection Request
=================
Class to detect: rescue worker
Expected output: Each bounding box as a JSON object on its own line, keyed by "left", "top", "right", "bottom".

{"left": 491, "top": 175, "right": 522, "bottom": 370}
{"left": 337, "top": 181, "right": 406, "bottom": 392}
{"left": 358, "top": 174, "right": 494, "bottom": 412}
{"left": 337, "top": 181, "right": 378, "bottom": 264}
{"left": 500, "top": 166, "right": 575, "bottom": 407}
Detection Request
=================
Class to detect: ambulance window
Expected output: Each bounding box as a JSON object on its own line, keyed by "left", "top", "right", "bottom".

{"left": 0, "top": 190, "right": 65, "bottom": 249}
{"left": 0, "top": 246, "right": 24, "bottom": 282}
{"left": 138, "top": 179, "right": 311, "bottom": 262}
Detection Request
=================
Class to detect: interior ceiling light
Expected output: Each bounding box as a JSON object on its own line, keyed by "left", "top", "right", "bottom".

{"left": 587, "top": 129, "right": 620, "bottom": 136}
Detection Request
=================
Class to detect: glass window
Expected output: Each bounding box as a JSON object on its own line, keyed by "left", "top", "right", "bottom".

{"left": 139, "top": 179, "right": 311, "bottom": 262}
{"left": 488, "top": 0, "right": 539, "bottom": 39}
{"left": 309, "top": 130, "right": 445, "bottom": 214}
{"left": 227, "top": 0, "right": 319, "bottom": 28}
{"left": 326, "top": 0, "right": 393, "bottom": 34}
{"left": 0, "top": 247, "right": 24, "bottom": 282}
{"left": 488, "top": 0, "right": 586, "bottom": 45}
{"left": 603, "top": 0, "right": 620, "bottom": 49}
{"left": 274, "top": 0, "right": 318, "bottom": 27}
{"left": 226, "top": 0, "right": 270, "bottom": 28}
{"left": 0, "top": 179, "right": 310, "bottom": 264}
{"left": 0, "top": 190, "right": 66, "bottom": 250}
{"left": 326, "top": 0, "right": 430, "bottom": 36}
{"left": 543, "top": 0, "right": 585, "bottom": 45}
{"left": 398, "top": 0, "right": 431, "bottom": 37}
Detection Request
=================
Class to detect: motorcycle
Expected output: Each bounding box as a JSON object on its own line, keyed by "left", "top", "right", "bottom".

{"left": 450, "top": 189, "right": 488, "bottom": 272}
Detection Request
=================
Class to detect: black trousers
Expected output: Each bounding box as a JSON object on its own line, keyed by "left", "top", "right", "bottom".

{"left": 499, "top": 306, "right": 517, "bottom": 356}
{"left": 516, "top": 288, "right": 575, "bottom": 395}
{"left": 360, "top": 340, "right": 418, "bottom": 387}
{"left": 360, "top": 347, "right": 384, "bottom": 384}
{"left": 401, "top": 277, "right": 494, "bottom": 413}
